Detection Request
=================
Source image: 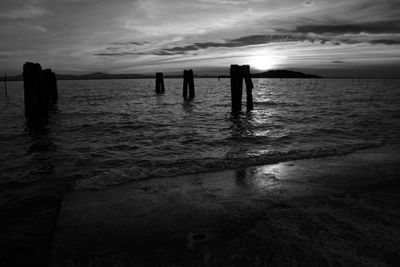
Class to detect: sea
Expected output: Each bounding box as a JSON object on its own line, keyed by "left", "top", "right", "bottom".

{"left": 1, "top": 78, "right": 400, "bottom": 265}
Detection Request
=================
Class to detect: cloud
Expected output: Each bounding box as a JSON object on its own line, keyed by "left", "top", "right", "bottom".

{"left": 290, "top": 20, "right": 400, "bottom": 34}
{"left": 93, "top": 30, "right": 400, "bottom": 58}
{"left": 110, "top": 41, "right": 149, "bottom": 46}
{"left": 160, "top": 35, "right": 311, "bottom": 53}
{"left": 1, "top": 0, "right": 400, "bottom": 75}
{"left": 302, "top": 1, "right": 314, "bottom": 7}
{"left": 92, "top": 34, "right": 316, "bottom": 57}
{"left": 367, "top": 39, "right": 400, "bottom": 45}
{"left": 92, "top": 52, "right": 145, "bottom": 57}
{"left": 0, "top": 5, "right": 48, "bottom": 19}
{"left": 332, "top": 60, "right": 346, "bottom": 64}
{"left": 199, "top": 0, "right": 248, "bottom": 5}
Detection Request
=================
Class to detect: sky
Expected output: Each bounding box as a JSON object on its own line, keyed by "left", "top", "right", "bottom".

{"left": 1, "top": 0, "right": 400, "bottom": 77}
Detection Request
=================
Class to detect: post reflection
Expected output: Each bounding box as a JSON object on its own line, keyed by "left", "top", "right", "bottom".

{"left": 182, "top": 99, "right": 194, "bottom": 114}
{"left": 234, "top": 165, "right": 281, "bottom": 192}
{"left": 228, "top": 111, "right": 255, "bottom": 138}
{"left": 25, "top": 107, "right": 59, "bottom": 176}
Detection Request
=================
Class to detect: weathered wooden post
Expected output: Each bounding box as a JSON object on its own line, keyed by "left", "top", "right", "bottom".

{"left": 183, "top": 70, "right": 188, "bottom": 99}
{"left": 230, "top": 65, "right": 243, "bottom": 112}
{"left": 155, "top": 72, "right": 165, "bottom": 93}
{"left": 188, "top": 70, "right": 195, "bottom": 99}
{"left": 230, "top": 65, "right": 254, "bottom": 112}
{"left": 23, "top": 62, "right": 43, "bottom": 118}
{"left": 23, "top": 63, "right": 59, "bottom": 118}
{"left": 243, "top": 65, "right": 254, "bottom": 111}
{"left": 46, "top": 69, "right": 58, "bottom": 104}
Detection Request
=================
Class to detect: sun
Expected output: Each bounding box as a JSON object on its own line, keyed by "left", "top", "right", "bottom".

{"left": 248, "top": 55, "right": 276, "bottom": 71}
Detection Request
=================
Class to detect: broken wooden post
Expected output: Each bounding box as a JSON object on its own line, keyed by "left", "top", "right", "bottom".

{"left": 23, "top": 62, "right": 43, "bottom": 118}
{"left": 230, "top": 65, "right": 254, "bottom": 112}
{"left": 48, "top": 70, "right": 58, "bottom": 104}
{"left": 188, "top": 70, "right": 195, "bottom": 99}
{"left": 243, "top": 65, "right": 254, "bottom": 111}
{"left": 183, "top": 70, "right": 188, "bottom": 99}
{"left": 155, "top": 72, "right": 165, "bottom": 93}
{"left": 230, "top": 65, "right": 243, "bottom": 112}
{"left": 23, "top": 62, "right": 59, "bottom": 118}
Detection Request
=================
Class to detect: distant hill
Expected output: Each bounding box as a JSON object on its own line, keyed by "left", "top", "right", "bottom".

{"left": 253, "top": 70, "right": 322, "bottom": 78}
{"left": 55, "top": 72, "right": 152, "bottom": 80}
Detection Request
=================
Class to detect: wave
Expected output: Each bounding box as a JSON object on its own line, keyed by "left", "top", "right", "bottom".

{"left": 74, "top": 141, "right": 383, "bottom": 190}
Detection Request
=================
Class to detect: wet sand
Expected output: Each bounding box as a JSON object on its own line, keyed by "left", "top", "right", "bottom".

{"left": 50, "top": 145, "right": 400, "bottom": 266}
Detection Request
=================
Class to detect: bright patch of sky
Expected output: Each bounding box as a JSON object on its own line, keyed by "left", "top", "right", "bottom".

{"left": 1, "top": 0, "right": 399, "bottom": 76}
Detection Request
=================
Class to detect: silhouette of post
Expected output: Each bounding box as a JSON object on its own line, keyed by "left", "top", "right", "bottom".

{"left": 230, "top": 65, "right": 254, "bottom": 112}
{"left": 188, "top": 70, "right": 195, "bottom": 99}
{"left": 230, "top": 65, "right": 243, "bottom": 112}
{"left": 183, "top": 70, "right": 188, "bottom": 99}
{"left": 243, "top": 65, "right": 254, "bottom": 111}
{"left": 155, "top": 72, "right": 165, "bottom": 93}
{"left": 23, "top": 62, "right": 59, "bottom": 118}
{"left": 23, "top": 62, "right": 43, "bottom": 118}
{"left": 43, "top": 69, "right": 58, "bottom": 104}
{"left": 183, "top": 69, "right": 195, "bottom": 99}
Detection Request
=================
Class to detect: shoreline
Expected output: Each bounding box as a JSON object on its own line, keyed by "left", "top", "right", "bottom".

{"left": 51, "top": 144, "right": 400, "bottom": 266}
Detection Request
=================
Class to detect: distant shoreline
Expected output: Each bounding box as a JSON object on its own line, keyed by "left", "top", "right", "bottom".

{"left": 2, "top": 76, "right": 400, "bottom": 82}
{"left": 3, "top": 68, "right": 400, "bottom": 81}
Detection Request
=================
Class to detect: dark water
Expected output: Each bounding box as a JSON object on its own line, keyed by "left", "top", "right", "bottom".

{"left": 0, "top": 78, "right": 399, "bottom": 265}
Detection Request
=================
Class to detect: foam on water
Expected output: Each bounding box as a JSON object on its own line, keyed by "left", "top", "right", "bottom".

{"left": 74, "top": 141, "right": 383, "bottom": 190}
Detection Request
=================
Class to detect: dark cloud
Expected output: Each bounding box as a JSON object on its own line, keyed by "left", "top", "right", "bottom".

{"left": 93, "top": 34, "right": 309, "bottom": 56}
{"left": 332, "top": 60, "right": 346, "bottom": 64}
{"left": 110, "top": 41, "right": 149, "bottom": 46}
{"left": 93, "top": 25, "right": 400, "bottom": 58}
{"left": 92, "top": 50, "right": 182, "bottom": 57}
{"left": 161, "top": 34, "right": 311, "bottom": 54}
{"left": 302, "top": 1, "right": 313, "bottom": 7}
{"left": 92, "top": 52, "right": 145, "bottom": 57}
{"left": 336, "top": 38, "right": 400, "bottom": 45}
{"left": 96, "top": 41, "right": 150, "bottom": 55}
{"left": 152, "top": 51, "right": 185, "bottom": 55}
{"left": 291, "top": 20, "right": 400, "bottom": 34}
{"left": 367, "top": 39, "right": 400, "bottom": 45}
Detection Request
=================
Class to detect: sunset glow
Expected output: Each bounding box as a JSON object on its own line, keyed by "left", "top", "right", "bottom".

{"left": 247, "top": 55, "right": 278, "bottom": 71}
{"left": 0, "top": 0, "right": 399, "bottom": 77}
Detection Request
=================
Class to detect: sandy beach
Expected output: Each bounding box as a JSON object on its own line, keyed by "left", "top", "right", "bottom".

{"left": 50, "top": 145, "right": 400, "bottom": 266}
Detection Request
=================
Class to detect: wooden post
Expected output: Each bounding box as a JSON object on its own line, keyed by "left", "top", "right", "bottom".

{"left": 155, "top": 73, "right": 160, "bottom": 93}
{"left": 183, "top": 70, "right": 188, "bottom": 99}
{"left": 23, "top": 63, "right": 58, "bottom": 118}
{"left": 23, "top": 62, "right": 42, "bottom": 118}
{"left": 160, "top": 73, "right": 165, "bottom": 93}
{"left": 4, "top": 74, "right": 7, "bottom": 99}
{"left": 230, "top": 65, "right": 243, "bottom": 112}
{"left": 188, "top": 69, "right": 195, "bottom": 99}
{"left": 155, "top": 72, "right": 165, "bottom": 93}
{"left": 230, "top": 65, "right": 254, "bottom": 112}
{"left": 243, "top": 65, "right": 254, "bottom": 111}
